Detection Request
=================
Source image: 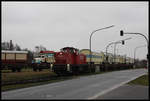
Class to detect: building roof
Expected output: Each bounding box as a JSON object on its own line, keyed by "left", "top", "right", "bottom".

{"left": 40, "top": 51, "right": 55, "bottom": 54}
{"left": 2, "top": 50, "right": 28, "bottom": 54}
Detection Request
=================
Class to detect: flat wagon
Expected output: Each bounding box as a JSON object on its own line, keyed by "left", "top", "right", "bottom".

{"left": 31, "top": 51, "right": 55, "bottom": 71}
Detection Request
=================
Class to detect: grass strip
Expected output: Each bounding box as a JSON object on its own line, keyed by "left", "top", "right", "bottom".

{"left": 1, "top": 76, "right": 75, "bottom": 92}
{"left": 128, "top": 74, "right": 149, "bottom": 86}
{"left": 2, "top": 69, "right": 56, "bottom": 83}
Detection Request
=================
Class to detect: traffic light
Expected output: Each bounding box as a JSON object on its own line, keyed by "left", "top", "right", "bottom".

{"left": 122, "top": 40, "right": 125, "bottom": 45}
{"left": 147, "top": 54, "right": 149, "bottom": 59}
{"left": 120, "top": 30, "right": 124, "bottom": 36}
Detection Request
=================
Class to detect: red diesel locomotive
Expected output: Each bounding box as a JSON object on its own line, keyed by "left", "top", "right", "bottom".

{"left": 53, "top": 47, "right": 89, "bottom": 75}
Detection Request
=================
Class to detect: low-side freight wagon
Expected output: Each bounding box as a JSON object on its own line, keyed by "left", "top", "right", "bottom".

{"left": 1, "top": 50, "right": 29, "bottom": 72}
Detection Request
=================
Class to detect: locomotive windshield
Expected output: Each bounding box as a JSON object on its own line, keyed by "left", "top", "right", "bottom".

{"left": 61, "top": 47, "right": 79, "bottom": 54}
{"left": 47, "top": 53, "right": 54, "bottom": 57}
{"left": 39, "top": 53, "right": 54, "bottom": 58}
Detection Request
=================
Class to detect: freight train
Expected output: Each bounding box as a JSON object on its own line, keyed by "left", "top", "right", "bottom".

{"left": 52, "top": 47, "right": 134, "bottom": 75}
{"left": 1, "top": 47, "right": 134, "bottom": 73}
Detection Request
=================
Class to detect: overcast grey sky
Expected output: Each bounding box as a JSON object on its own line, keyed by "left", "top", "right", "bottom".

{"left": 2, "top": 2, "right": 148, "bottom": 60}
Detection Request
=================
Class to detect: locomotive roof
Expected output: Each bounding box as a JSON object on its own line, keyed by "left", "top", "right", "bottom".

{"left": 80, "top": 49, "right": 90, "bottom": 51}
{"left": 2, "top": 50, "right": 28, "bottom": 54}
{"left": 61, "top": 47, "right": 78, "bottom": 50}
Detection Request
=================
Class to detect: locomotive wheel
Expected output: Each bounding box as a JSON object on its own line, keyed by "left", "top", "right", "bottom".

{"left": 74, "top": 71, "right": 79, "bottom": 75}
{"left": 17, "top": 68, "right": 21, "bottom": 72}
{"left": 39, "top": 68, "right": 42, "bottom": 71}
{"left": 33, "top": 68, "right": 37, "bottom": 72}
{"left": 56, "top": 73, "right": 62, "bottom": 76}
{"left": 12, "top": 68, "right": 16, "bottom": 72}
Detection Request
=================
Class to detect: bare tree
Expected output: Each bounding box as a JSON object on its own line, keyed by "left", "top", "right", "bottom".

{"left": 15, "top": 44, "right": 21, "bottom": 51}
{"left": 39, "top": 45, "right": 47, "bottom": 51}
{"left": 2, "top": 41, "right": 14, "bottom": 50}
{"left": 35, "top": 45, "right": 47, "bottom": 52}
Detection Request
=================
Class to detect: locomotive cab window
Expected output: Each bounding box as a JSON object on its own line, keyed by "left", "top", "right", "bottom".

{"left": 47, "top": 54, "right": 54, "bottom": 57}
{"left": 75, "top": 49, "right": 79, "bottom": 55}
{"left": 69, "top": 49, "right": 74, "bottom": 53}
{"left": 64, "top": 50, "right": 67, "bottom": 53}
{"left": 41, "top": 55, "right": 45, "bottom": 58}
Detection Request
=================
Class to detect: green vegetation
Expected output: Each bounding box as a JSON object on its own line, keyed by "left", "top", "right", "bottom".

{"left": 1, "top": 68, "right": 34, "bottom": 73}
{"left": 1, "top": 70, "right": 12, "bottom": 73}
{"left": 2, "top": 76, "right": 76, "bottom": 92}
{"left": 2, "top": 69, "right": 57, "bottom": 84}
{"left": 128, "top": 74, "right": 149, "bottom": 86}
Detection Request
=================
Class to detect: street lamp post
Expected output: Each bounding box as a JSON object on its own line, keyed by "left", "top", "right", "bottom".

{"left": 105, "top": 41, "right": 121, "bottom": 63}
{"left": 120, "top": 30, "right": 149, "bottom": 69}
{"left": 105, "top": 42, "right": 115, "bottom": 63}
{"left": 134, "top": 45, "right": 147, "bottom": 66}
{"left": 114, "top": 41, "right": 122, "bottom": 63}
{"left": 89, "top": 25, "right": 114, "bottom": 72}
{"left": 105, "top": 42, "right": 115, "bottom": 71}
{"left": 114, "top": 37, "right": 132, "bottom": 63}
{"left": 105, "top": 37, "right": 132, "bottom": 64}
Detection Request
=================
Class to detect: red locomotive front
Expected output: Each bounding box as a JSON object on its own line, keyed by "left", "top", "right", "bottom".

{"left": 53, "top": 47, "right": 88, "bottom": 75}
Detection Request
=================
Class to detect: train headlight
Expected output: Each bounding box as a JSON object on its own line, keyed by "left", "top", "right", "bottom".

{"left": 50, "top": 64, "right": 53, "bottom": 71}
{"left": 67, "top": 64, "right": 70, "bottom": 71}
{"left": 50, "top": 64, "right": 53, "bottom": 67}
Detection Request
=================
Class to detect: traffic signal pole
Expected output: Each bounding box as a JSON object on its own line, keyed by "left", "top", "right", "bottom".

{"left": 120, "top": 30, "right": 149, "bottom": 71}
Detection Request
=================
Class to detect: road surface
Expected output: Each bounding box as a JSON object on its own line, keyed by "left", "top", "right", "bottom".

{"left": 2, "top": 69, "right": 148, "bottom": 99}
{"left": 97, "top": 84, "right": 149, "bottom": 99}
